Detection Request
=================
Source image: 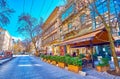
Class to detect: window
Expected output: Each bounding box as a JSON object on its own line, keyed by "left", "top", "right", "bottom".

{"left": 0, "top": 31, "right": 4, "bottom": 35}
{"left": 60, "top": 27, "right": 62, "bottom": 32}
{"left": 92, "top": 21, "right": 96, "bottom": 29}
{"left": 90, "top": 0, "right": 120, "bottom": 30}
{"left": 68, "top": 23, "right": 72, "bottom": 29}
{"left": 80, "top": 14, "right": 86, "bottom": 25}
{"left": 61, "top": 3, "right": 75, "bottom": 21}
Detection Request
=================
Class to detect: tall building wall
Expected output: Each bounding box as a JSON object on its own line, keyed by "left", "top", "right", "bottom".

{"left": 0, "top": 28, "right": 12, "bottom": 51}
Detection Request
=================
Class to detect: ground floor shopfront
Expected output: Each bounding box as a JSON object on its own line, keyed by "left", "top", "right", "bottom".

{"left": 54, "top": 28, "right": 120, "bottom": 60}
{"left": 57, "top": 28, "right": 109, "bottom": 55}
{"left": 55, "top": 44, "right": 111, "bottom": 58}
{"left": 43, "top": 28, "right": 120, "bottom": 59}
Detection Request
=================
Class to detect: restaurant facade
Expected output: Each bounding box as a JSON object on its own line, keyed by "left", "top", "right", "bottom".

{"left": 56, "top": 0, "right": 120, "bottom": 56}
{"left": 41, "top": 0, "right": 120, "bottom": 57}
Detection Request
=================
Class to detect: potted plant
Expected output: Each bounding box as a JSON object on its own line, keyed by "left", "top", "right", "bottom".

{"left": 65, "top": 56, "right": 73, "bottom": 66}
{"left": 40, "top": 54, "right": 44, "bottom": 60}
{"left": 43, "top": 55, "right": 47, "bottom": 62}
{"left": 96, "top": 58, "right": 110, "bottom": 72}
{"left": 47, "top": 55, "right": 51, "bottom": 63}
{"left": 65, "top": 54, "right": 71, "bottom": 57}
{"left": 58, "top": 56, "right": 66, "bottom": 68}
{"left": 78, "top": 54, "right": 85, "bottom": 59}
{"left": 67, "top": 57, "right": 82, "bottom": 73}
{"left": 51, "top": 56, "right": 57, "bottom": 65}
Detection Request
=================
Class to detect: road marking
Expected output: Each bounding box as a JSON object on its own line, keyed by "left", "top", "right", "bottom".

{"left": 18, "top": 64, "right": 32, "bottom": 67}
{"left": 18, "top": 64, "right": 42, "bottom": 67}
{"left": 33, "top": 64, "right": 42, "bottom": 66}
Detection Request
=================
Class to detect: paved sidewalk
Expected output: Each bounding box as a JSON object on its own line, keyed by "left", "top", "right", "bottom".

{"left": 0, "top": 57, "right": 13, "bottom": 65}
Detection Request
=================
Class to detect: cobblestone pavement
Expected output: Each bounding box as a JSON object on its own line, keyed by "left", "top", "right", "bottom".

{"left": 0, "top": 56, "right": 120, "bottom": 79}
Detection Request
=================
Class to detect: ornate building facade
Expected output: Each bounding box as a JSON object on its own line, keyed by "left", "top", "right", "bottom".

{"left": 41, "top": 0, "right": 120, "bottom": 56}
{"left": 41, "top": 7, "right": 60, "bottom": 55}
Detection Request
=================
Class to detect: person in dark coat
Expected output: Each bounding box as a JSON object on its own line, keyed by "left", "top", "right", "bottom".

{"left": 72, "top": 52, "right": 76, "bottom": 57}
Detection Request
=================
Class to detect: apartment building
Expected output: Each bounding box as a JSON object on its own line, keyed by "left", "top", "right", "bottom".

{"left": 57, "top": 0, "right": 120, "bottom": 56}
{"left": 0, "top": 28, "right": 13, "bottom": 51}
{"left": 41, "top": 0, "right": 120, "bottom": 56}
{"left": 41, "top": 7, "right": 60, "bottom": 55}
{"left": 35, "top": 35, "right": 43, "bottom": 54}
{"left": 57, "top": 0, "right": 93, "bottom": 55}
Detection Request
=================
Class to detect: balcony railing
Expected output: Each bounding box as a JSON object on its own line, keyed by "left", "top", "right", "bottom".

{"left": 61, "top": 26, "right": 77, "bottom": 35}
{"left": 112, "top": 31, "right": 120, "bottom": 36}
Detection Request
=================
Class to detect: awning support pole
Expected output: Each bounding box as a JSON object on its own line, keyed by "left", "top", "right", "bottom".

{"left": 90, "top": 40, "right": 95, "bottom": 68}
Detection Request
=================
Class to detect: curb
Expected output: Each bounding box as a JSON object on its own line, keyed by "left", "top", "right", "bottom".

{"left": 0, "top": 57, "right": 14, "bottom": 65}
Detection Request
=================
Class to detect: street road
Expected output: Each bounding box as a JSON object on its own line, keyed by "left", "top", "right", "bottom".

{"left": 0, "top": 55, "right": 119, "bottom": 79}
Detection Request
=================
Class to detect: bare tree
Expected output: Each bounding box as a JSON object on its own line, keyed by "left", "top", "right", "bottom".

{"left": 0, "top": 0, "right": 14, "bottom": 26}
{"left": 86, "top": 0, "right": 120, "bottom": 73}
{"left": 17, "top": 13, "right": 43, "bottom": 56}
{"left": 22, "top": 39, "right": 31, "bottom": 53}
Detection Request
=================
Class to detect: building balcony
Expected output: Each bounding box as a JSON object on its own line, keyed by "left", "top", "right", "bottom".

{"left": 43, "top": 29, "right": 57, "bottom": 40}
{"left": 112, "top": 31, "right": 120, "bottom": 37}
{"left": 112, "top": 31, "right": 120, "bottom": 42}
{"left": 60, "top": 26, "right": 77, "bottom": 36}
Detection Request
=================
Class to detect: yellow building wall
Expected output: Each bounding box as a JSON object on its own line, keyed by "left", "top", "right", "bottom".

{"left": 52, "top": 46, "right": 54, "bottom": 55}
{"left": 53, "top": 46, "right": 60, "bottom": 56}
{"left": 66, "top": 45, "right": 71, "bottom": 54}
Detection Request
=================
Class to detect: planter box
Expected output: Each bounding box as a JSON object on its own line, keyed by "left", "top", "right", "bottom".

{"left": 43, "top": 59, "right": 47, "bottom": 62}
{"left": 58, "top": 62, "right": 65, "bottom": 68}
{"left": 96, "top": 65, "right": 110, "bottom": 72}
{"left": 51, "top": 61, "right": 57, "bottom": 65}
{"left": 41, "top": 58, "right": 43, "bottom": 60}
{"left": 96, "top": 66, "right": 102, "bottom": 72}
{"left": 47, "top": 60, "right": 51, "bottom": 63}
{"left": 68, "top": 65, "right": 82, "bottom": 73}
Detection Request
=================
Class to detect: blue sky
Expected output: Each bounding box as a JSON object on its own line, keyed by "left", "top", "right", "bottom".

{"left": 4, "top": 0, "right": 65, "bottom": 40}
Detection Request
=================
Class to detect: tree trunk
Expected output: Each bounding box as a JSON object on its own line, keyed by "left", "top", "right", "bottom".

{"left": 32, "top": 40, "right": 39, "bottom": 56}
{"left": 106, "top": 27, "right": 120, "bottom": 73}
{"left": 88, "top": 0, "right": 119, "bottom": 73}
